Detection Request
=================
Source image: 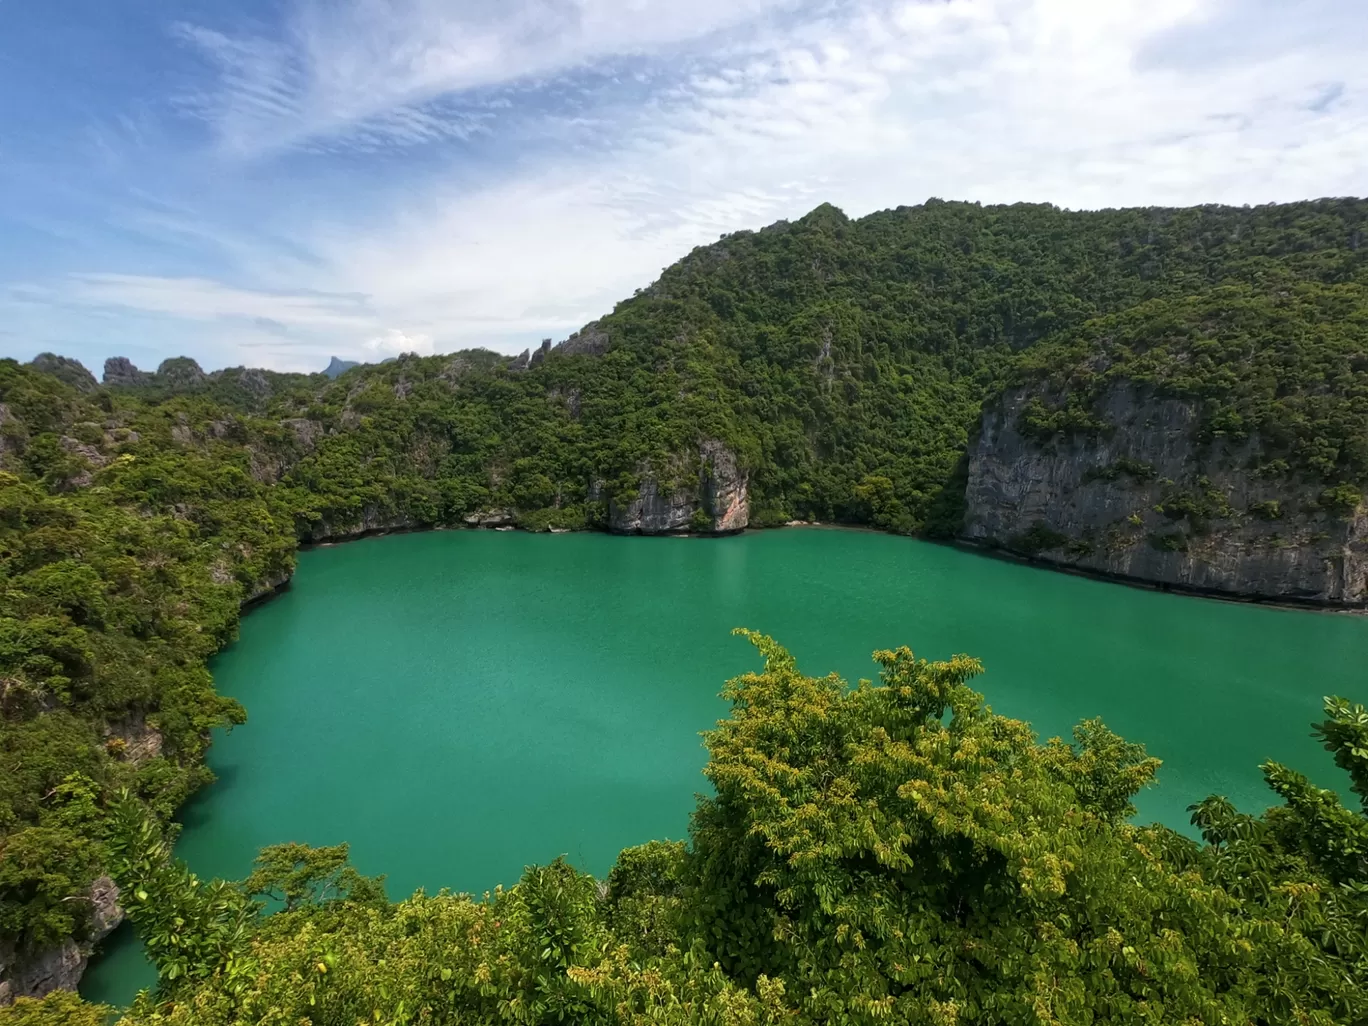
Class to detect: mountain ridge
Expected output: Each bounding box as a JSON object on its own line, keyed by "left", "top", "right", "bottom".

{"left": 3, "top": 195, "right": 1368, "bottom": 1006}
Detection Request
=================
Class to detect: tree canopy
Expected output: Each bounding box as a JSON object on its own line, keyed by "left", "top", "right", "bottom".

{"left": 2, "top": 196, "right": 1368, "bottom": 1016}
{"left": 20, "top": 634, "right": 1362, "bottom": 1026}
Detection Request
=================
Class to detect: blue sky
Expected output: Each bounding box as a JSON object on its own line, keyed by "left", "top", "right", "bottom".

{"left": 1, "top": 0, "right": 1364, "bottom": 374}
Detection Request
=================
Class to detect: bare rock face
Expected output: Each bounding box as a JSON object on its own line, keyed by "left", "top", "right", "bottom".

{"left": 463, "top": 509, "right": 517, "bottom": 528}
{"left": 607, "top": 476, "right": 695, "bottom": 534}
{"left": 104, "top": 718, "right": 164, "bottom": 764}
{"left": 439, "top": 356, "right": 471, "bottom": 386}
{"left": 304, "top": 507, "right": 421, "bottom": 543}
{"left": 0, "top": 878, "right": 122, "bottom": 1004}
{"left": 324, "top": 356, "right": 359, "bottom": 379}
{"left": 282, "top": 417, "right": 323, "bottom": 451}
{"left": 29, "top": 353, "right": 98, "bottom": 393}
{"left": 607, "top": 442, "right": 749, "bottom": 535}
{"left": 88, "top": 877, "right": 123, "bottom": 943}
{"left": 59, "top": 435, "right": 108, "bottom": 468}
{"left": 156, "top": 357, "right": 207, "bottom": 388}
{"left": 963, "top": 383, "right": 1368, "bottom": 605}
{"left": 103, "top": 357, "right": 151, "bottom": 387}
{"left": 237, "top": 368, "right": 273, "bottom": 398}
{"left": 554, "top": 320, "right": 610, "bottom": 357}
{"left": 0, "top": 939, "right": 85, "bottom": 1003}
{"left": 700, "top": 440, "right": 749, "bottom": 533}
{"left": 245, "top": 568, "right": 294, "bottom": 604}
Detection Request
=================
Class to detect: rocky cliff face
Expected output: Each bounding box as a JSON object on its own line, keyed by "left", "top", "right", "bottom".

{"left": 102, "top": 356, "right": 152, "bottom": 387}
{"left": 0, "top": 877, "right": 122, "bottom": 1004}
{"left": 553, "top": 320, "right": 610, "bottom": 357}
{"left": 302, "top": 507, "right": 422, "bottom": 544}
{"left": 606, "top": 441, "right": 749, "bottom": 534}
{"left": 28, "top": 354, "right": 97, "bottom": 393}
{"left": 963, "top": 384, "right": 1368, "bottom": 605}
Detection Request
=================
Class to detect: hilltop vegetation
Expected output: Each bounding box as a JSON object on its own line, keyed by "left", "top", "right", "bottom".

{"left": 1013, "top": 281, "right": 1368, "bottom": 488}
{"left": 2, "top": 197, "right": 1368, "bottom": 1016}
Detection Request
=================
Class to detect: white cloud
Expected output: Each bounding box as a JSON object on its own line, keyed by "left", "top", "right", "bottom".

{"left": 177, "top": 0, "right": 806, "bottom": 156}
{"left": 66, "top": 274, "right": 373, "bottom": 329}
{"left": 13, "top": 0, "right": 1368, "bottom": 371}
{"left": 298, "top": 0, "right": 1368, "bottom": 352}
{"left": 365, "top": 328, "right": 435, "bottom": 356}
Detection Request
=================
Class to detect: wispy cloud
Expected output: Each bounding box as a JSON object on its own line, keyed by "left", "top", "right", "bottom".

{"left": 67, "top": 274, "right": 373, "bottom": 329}
{"left": 174, "top": 0, "right": 805, "bottom": 156}
{"left": 4, "top": 0, "right": 1367, "bottom": 372}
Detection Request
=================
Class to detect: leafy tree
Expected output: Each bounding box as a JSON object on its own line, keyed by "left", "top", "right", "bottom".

{"left": 0, "top": 991, "right": 111, "bottom": 1026}
{"left": 241, "top": 841, "right": 386, "bottom": 911}
{"left": 3, "top": 195, "right": 1368, "bottom": 1007}
{"left": 98, "top": 636, "right": 1367, "bottom": 1025}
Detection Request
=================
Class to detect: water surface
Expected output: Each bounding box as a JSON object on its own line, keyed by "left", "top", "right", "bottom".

{"left": 83, "top": 529, "right": 1367, "bottom": 1004}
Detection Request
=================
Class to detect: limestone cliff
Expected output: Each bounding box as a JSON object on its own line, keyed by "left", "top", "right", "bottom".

{"left": 28, "top": 353, "right": 97, "bottom": 393}
{"left": 301, "top": 507, "right": 423, "bottom": 544}
{"left": 605, "top": 441, "right": 749, "bottom": 535}
{"left": 0, "top": 877, "right": 121, "bottom": 1004}
{"left": 102, "top": 356, "right": 152, "bottom": 387}
{"left": 963, "top": 383, "right": 1368, "bottom": 605}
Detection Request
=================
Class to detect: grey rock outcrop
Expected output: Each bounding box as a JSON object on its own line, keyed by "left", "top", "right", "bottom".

{"left": 324, "top": 356, "right": 360, "bottom": 379}
{"left": 0, "top": 877, "right": 122, "bottom": 1004}
{"left": 59, "top": 434, "right": 107, "bottom": 468}
{"left": 171, "top": 417, "right": 194, "bottom": 446}
{"left": 0, "top": 939, "right": 85, "bottom": 1004}
{"left": 282, "top": 417, "right": 323, "bottom": 451}
{"left": 104, "top": 718, "right": 165, "bottom": 764}
{"left": 304, "top": 507, "right": 421, "bottom": 543}
{"left": 29, "top": 353, "right": 98, "bottom": 393}
{"left": 555, "top": 321, "right": 610, "bottom": 357}
{"left": 463, "top": 509, "right": 517, "bottom": 528}
{"left": 235, "top": 368, "right": 274, "bottom": 398}
{"left": 103, "top": 357, "right": 151, "bottom": 387}
{"left": 157, "top": 357, "right": 207, "bottom": 388}
{"left": 245, "top": 568, "right": 294, "bottom": 604}
{"left": 963, "top": 383, "right": 1368, "bottom": 605}
{"left": 88, "top": 877, "right": 122, "bottom": 943}
{"left": 606, "top": 441, "right": 749, "bottom": 535}
{"left": 439, "top": 356, "right": 471, "bottom": 386}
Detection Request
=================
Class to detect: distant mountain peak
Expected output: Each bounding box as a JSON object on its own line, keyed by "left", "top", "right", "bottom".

{"left": 324, "top": 356, "right": 360, "bottom": 379}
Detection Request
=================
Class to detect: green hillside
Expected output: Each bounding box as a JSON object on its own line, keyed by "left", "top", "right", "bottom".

{"left": 2, "top": 198, "right": 1368, "bottom": 1021}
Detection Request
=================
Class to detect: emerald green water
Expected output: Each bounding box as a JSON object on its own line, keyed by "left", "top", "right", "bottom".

{"left": 82, "top": 529, "right": 1366, "bottom": 1005}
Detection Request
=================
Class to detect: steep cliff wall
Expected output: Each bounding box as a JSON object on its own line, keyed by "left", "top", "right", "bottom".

{"left": 963, "top": 383, "right": 1368, "bottom": 605}
{"left": 0, "top": 877, "right": 121, "bottom": 1004}
{"left": 605, "top": 441, "right": 749, "bottom": 534}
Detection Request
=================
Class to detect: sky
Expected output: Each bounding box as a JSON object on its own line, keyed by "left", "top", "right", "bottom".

{"left": 0, "top": 0, "right": 1365, "bottom": 375}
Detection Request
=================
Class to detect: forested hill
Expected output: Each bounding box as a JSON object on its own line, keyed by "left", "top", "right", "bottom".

{"left": 36, "top": 198, "right": 1368, "bottom": 539}
{"left": 3, "top": 197, "right": 1368, "bottom": 1013}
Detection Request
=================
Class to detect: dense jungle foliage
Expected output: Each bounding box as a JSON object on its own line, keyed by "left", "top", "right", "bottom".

{"left": 9, "top": 634, "right": 1368, "bottom": 1026}
{"left": 1012, "top": 282, "right": 1368, "bottom": 488}
{"left": 2, "top": 197, "right": 1368, "bottom": 1020}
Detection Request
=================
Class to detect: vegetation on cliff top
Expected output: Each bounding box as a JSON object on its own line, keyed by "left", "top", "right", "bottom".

{"left": 1014, "top": 282, "right": 1368, "bottom": 487}
{"left": 2, "top": 197, "right": 1368, "bottom": 1016}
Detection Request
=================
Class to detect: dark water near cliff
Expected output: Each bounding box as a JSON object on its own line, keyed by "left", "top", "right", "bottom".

{"left": 82, "top": 528, "right": 1367, "bottom": 1005}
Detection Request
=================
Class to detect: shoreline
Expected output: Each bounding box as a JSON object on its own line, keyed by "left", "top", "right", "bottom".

{"left": 82, "top": 513, "right": 1360, "bottom": 1004}
{"left": 250, "top": 518, "right": 1366, "bottom": 617}
{"left": 951, "top": 539, "right": 1367, "bottom": 615}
